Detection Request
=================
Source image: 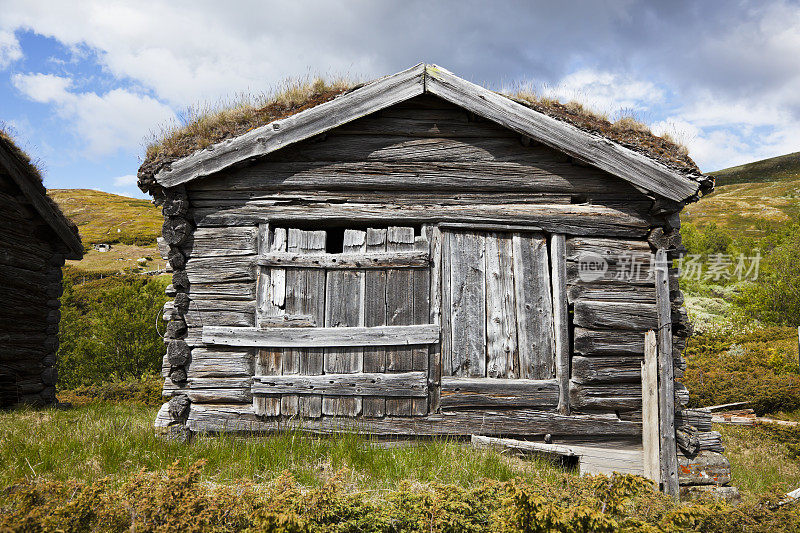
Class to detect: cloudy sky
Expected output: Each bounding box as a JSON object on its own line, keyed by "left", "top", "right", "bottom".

{"left": 1, "top": 0, "right": 798, "bottom": 198}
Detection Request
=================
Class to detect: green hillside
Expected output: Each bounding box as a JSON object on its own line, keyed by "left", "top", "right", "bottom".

{"left": 710, "top": 151, "right": 800, "bottom": 186}
{"left": 48, "top": 189, "right": 163, "bottom": 275}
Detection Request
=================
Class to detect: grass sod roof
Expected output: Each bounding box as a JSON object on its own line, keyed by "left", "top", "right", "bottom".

{"left": 138, "top": 73, "right": 712, "bottom": 199}
{"left": 0, "top": 127, "right": 83, "bottom": 256}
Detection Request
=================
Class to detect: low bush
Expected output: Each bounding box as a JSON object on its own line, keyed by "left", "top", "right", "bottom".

{"left": 57, "top": 375, "right": 163, "bottom": 406}
{"left": 4, "top": 461, "right": 797, "bottom": 532}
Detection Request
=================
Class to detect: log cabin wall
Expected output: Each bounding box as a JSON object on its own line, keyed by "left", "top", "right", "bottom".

{"left": 156, "top": 95, "right": 690, "bottom": 442}
{"left": 0, "top": 172, "right": 67, "bottom": 407}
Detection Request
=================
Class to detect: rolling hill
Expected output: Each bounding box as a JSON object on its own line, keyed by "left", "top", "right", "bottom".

{"left": 709, "top": 151, "right": 800, "bottom": 186}
{"left": 47, "top": 189, "right": 163, "bottom": 274}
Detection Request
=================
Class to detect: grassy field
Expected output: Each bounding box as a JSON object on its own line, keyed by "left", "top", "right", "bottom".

{"left": 48, "top": 188, "right": 161, "bottom": 248}
{"left": 711, "top": 151, "right": 800, "bottom": 186}
{"left": 64, "top": 243, "right": 162, "bottom": 274}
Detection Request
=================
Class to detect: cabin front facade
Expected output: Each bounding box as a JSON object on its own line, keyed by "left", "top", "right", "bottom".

{"left": 0, "top": 134, "right": 83, "bottom": 407}
{"left": 143, "top": 65, "right": 722, "bottom": 494}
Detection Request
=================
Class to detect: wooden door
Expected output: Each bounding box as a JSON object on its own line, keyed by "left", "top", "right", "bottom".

{"left": 217, "top": 224, "right": 436, "bottom": 418}
{"left": 439, "top": 230, "right": 562, "bottom": 410}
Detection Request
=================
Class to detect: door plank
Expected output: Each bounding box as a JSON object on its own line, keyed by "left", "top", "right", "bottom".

{"left": 485, "top": 233, "right": 519, "bottom": 378}
{"left": 363, "top": 228, "right": 388, "bottom": 417}
{"left": 386, "top": 226, "right": 415, "bottom": 416}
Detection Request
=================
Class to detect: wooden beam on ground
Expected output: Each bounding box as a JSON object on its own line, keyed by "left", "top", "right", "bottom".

{"left": 203, "top": 324, "right": 440, "bottom": 348}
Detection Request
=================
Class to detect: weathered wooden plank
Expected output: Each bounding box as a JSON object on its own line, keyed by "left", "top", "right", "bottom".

{"left": 156, "top": 63, "right": 426, "bottom": 187}
{"left": 187, "top": 348, "right": 253, "bottom": 378}
{"left": 363, "top": 228, "right": 387, "bottom": 417}
{"left": 569, "top": 381, "right": 641, "bottom": 412}
{"left": 280, "top": 228, "right": 304, "bottom": 416}
{"left": 252, "top": 372, "right": 427, "bottom": 397}
{"left": 571, "top": 356, "right": 643, "bottom": 384}
{"left": 257, "top": 250, "right": 429, "bottom": 269}
{"left": 573, "top": 300, "right": 658, "bottom": 330}
{"left": 187, "top": 282, "right": 256, "bottom": 301}
{"left": 485, "top": 233, "right": 519, "bottom": 378}
{"left": 427, "top": 226, "right": 443, "bottom": 414}
{"left": 567, "top": 283, "right": 656, "bottom": 304}
{"left": 512, "top": 233, "right": 555, "bottom": 379}
{"left": 642, "top": 330, "right": 661, "bottom": 484}
{"left": 204, "top": 324, "right": 439, "bottom": 348}
{"left": 299, "top": 230, "right": 326, "bottom": 418}
{"left": 655, "top": 249, "right": 679, "bottom": 498}
{"left": 187, "top": 403, "right": 642, "bottom": 437}
{"left": 163, "top": 377, "right": 252, "bottom": 403}
{"left": 439, "top": 231, "right": 453, "bottom": 393}
{"left": 182, "top": 226, "right": 258, "bottom": 257}
{"left": 185, "top": 255, "right": 256, "bottom": 283}
{"left": 551, "top": 234, "right": 570, "bottom": 415}
{"left": 411, "top": 233, "right": 430, "bottom": 416}
{"left": 386, "top": 226, "right": 415, "bottom": 416}
{"left": 565, "top": 237, "right": 651, "bottom": 262}
{"left": 573, "top": 328, "right": 646, "bottom": 355}
{"left": 678, "top": 452, "right": 731, "bottom": 486}
{"left": 447, "top": 231, "right": 486, "bottom": 377}
{"left": 254, "top": 224, "right": 284, "bottom": 417}
{"left": 675, "top": 409, "right": 713, "bottom": 432}
{"left": 440, "top": 377, "right": 558, "bottom": 409}
{"left": 323, "top": 229, "right": 366, "bottom": 417}
{"left": 192, "top": 202, "right": 650, "bottom": 237}
{"left": 424, "top": 64, "right": 699, "bottom": 202}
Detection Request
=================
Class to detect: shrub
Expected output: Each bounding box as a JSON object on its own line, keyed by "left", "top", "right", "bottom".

{"left": 738, "top": 233, "right": 800, "bottom": 326}
{"left": 57, "top": 274, "right": 169, "bottom": 388}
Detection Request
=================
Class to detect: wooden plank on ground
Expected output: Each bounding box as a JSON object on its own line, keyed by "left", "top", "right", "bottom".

{"left": 323, "top": 229, "right": 366, "bottom": 416}
{"left": 512, "top": 233, "right": 555, "bottom": 379}
{"left": 485, "top": 233, "right": 519, "bottom": 378}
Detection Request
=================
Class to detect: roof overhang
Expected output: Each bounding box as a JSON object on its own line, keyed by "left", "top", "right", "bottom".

{"left": 153, "top": 63, "right": 701, "bottom": 203}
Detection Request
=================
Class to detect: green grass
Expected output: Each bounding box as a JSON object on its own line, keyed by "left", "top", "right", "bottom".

{"left": 0, "top": 402, "right": 568, "bottom": 491}
{"left": 711, "top": 151, "right": 800, "bottom": 186}
{"left": 47, "top": 188, "right": 161, "bottom": 248}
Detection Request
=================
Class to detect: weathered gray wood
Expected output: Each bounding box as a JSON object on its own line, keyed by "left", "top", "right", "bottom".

{"left": 447, "top": 230, "right": 486, "bottom": 377}
{"left": 363, "top": 228, "right": 387, "bottom": 417}
{"left": 676, "top": 428, "right": 701, "bottom": 456}
{"left": 485, "top": 233, "right": 519, "bottom": 378}
{"left": 299, "top": 230, "right": 327, "bottom": 418}
{"left": 642, "top": 330, "right": 660, "bottom": 484}
{"left": 204, "top": 324, "right": 440, "bottom": 347}
{"left": 512, "top": 233, "right": 555, "bottom": 379}
{"left": 440, "top": 377, "right": 558, "bottom": 409}
{"left": 257, "top": 250, "right": 429, "bottom": 269}
{"left": 411, "top": 233, "right": 430, "bottom": 416}
{"left": 187, "top": 348, "right": 253, "bottom": 377}
{"left": 573, "top": 300, "right": 658, "bottom": 330}
{"left": 187, "top": 403, "right": 641, "bottom": 437}
{"left": 323, "top": 229, "right": 366, "bottom": 416}
{"left": 280, "top": 228, "right": 305, "bottom": 416}
{"left": 386, "top": 226, "right": 415, "bottom": 416}
{"left": 259, "top": 315, "right": 315, "bottom": 328}
{"left": 567, "top": 283, "right": 656, "bottom": 304}
{"left": 254, "top": 224, "right": 283, "bottom": 417}
{"left": 675, "top": 409, "right": 713, "bottom": 432}
{"left": 570, "top": 381, "right": 642, "bottom": 412}
{"left": 185, "top": 255, "right": 256, "bottom": 284}
{"left": 156, "top": 63, "right": 426, "bottom": 187}
{"left": 424, "top": 64, "right": 699, "bottom": 202}
{"left": 551, "top": 234, "right": 570, "bottom": 415}
{"left": 163, "top": 377, "right": 253, "bottom": 404}
{"left": 187, "top": 282, "right": 256, "bottom": 301}
{"left": 565, "top": 237, "right": 651, "bottom": 262}
{"left": 573, "top": 328, "right": 646, "bottom": 355}
{"left": 427, "top": 226, "right": 443, "bottom": 414}
{"left": 192, "top": 202, "right": 650, "bottom": 238}
{"left": 252, "top": 372, "right": 427, "bottom": 397}
{"left": 471, "top": 434, "right": 578, "bottom": 457}
{"left": 182, "top": 226, "right": 258, "bottom": 257}
{"left": 677, "top": 452, "right": 731, "bottom": 486}
{"left": 655, "top": 248, "right": 679, "bottom": 497}
{"left": 571, "top": 356, "right": 642, "bottom": 384}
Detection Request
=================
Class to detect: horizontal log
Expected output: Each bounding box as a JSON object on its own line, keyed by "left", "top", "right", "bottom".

{"left": 182, "top": 226, "right": 258, "bottom": 257}
{"left": 440, "top": 377, "right": 559, "bottom": 409}
{"left": 187, "top": 282, "right": 256, "bottom": 301}
{"left": 573, "top": 328, "right": 646, "bottom": 355}
{"left": 571, "top": 356, "right": 642, "bottom": 384}
{"left": 204, "top": 324, "right": 439, "bottom": 348}
{"left": 573, "top": 301, "right": 658, "bottom": 330}
{"left": 570, "top": 381, "right": 641, "bottom": 412}
{"left": 163, "top": 377, "right": 252, "bottom": 404}
{"left": 187, "top": 403, "right": 642, "bottom": 437}
{"left": 192, "top": 203, "right": 651, "bottom": 237}
{"left": 252, "top": 371, "right": 427, "bottom": 397}
{"left": 257, "top": 250, "right": 430, "bottom": 269}
{"left": 259, "top": 315, "right": 315, "bottom": 327}
{"left": 567, "top": 283, "right": 656, "bottom": 303}
{"left": 675, "top": 409, "right": 713, "bottom": 432}
{"left": 565, "top": 237, "right": 651, "bottom": 262}
{"left": 184, "top": 255, "right": 257, "bottom": 283}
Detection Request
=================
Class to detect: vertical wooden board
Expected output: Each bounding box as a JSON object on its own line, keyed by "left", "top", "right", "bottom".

{"left": 485, "top": 233, "right": 519, "bottom": 378}
{"left": 642, "top": 330, "right": 661, "bottom": 484}
{"left": 427, "top": 225, "right": 442, "bottom": 414}
{"left": 323, "top": 229, "right": 365, "bottom": 417}
{"left": 254, "top": 225, "right": 286, "bottom": 416}
{"left": 655, "top": 249, "right": 678, "bottom": 497}
{"left": 386, "top": 226, "right": 415, "bottom": 416}
{"left": 449, "top": 231, "right": 486, "bottom": 377}
{"left": 411, "top": 233, "right": 430, "bottom": 415}
{"left": 550, "top": 234, "right": 570, "bottom": 415}
{"left": 299, "top": 230, "right": 326, "bottom": 418}
{"left": 440, "top": 231, "right": 453, "bottom": 379}
{"left": 512, "top": 234, "right": 556, "bottom": 379}
{"left": 281, "top": 228, "right": 303, "bottom": 417}
{"left": 363, "top": 228, "right": 387, "bottom": 418}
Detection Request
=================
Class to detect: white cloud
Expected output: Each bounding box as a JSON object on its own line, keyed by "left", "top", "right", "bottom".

{"left": 0, "top": 29, "right": 22, "bottom": 69}
{"left": 113, "top": 174, "right": 137, "bottom": 186}
{"left": 12, "top": 72, "right": 176, "bottom": 157}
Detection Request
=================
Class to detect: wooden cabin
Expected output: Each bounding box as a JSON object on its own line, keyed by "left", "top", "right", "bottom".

{"left": 0, "top": 133, "right": 83, "bottom": 407}
{"left": 142, "top": 64, "right": 725, "bottom": 494}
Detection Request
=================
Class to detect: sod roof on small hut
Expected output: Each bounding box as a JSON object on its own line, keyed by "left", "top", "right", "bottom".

{"left": 0, "top": 128, "right": 83, "bottom": 258}
{"left": 138, "top": 64, "right": 712, "bottom": 202}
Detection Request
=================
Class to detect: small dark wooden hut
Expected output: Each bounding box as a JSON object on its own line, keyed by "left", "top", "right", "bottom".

{"left": 140, "top": 64, "right": 726, "bottom": 495}
{"left": 0, "top": 132, "right": 83, "bottom": 407}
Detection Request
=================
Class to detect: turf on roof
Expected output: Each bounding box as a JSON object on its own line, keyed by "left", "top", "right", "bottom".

{"left": 138, "top": 75, "right": 706, "bottom": 195}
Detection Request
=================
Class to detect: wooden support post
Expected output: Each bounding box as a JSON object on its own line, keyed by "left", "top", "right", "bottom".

{"left": 655, "top": 248, "right": 679, "bottom": 497}
{"left": 642, "top": 330, "right": 660, "bottom": 485}
{"left": 551, "top": 234, "right": 570, "bottom": 415}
